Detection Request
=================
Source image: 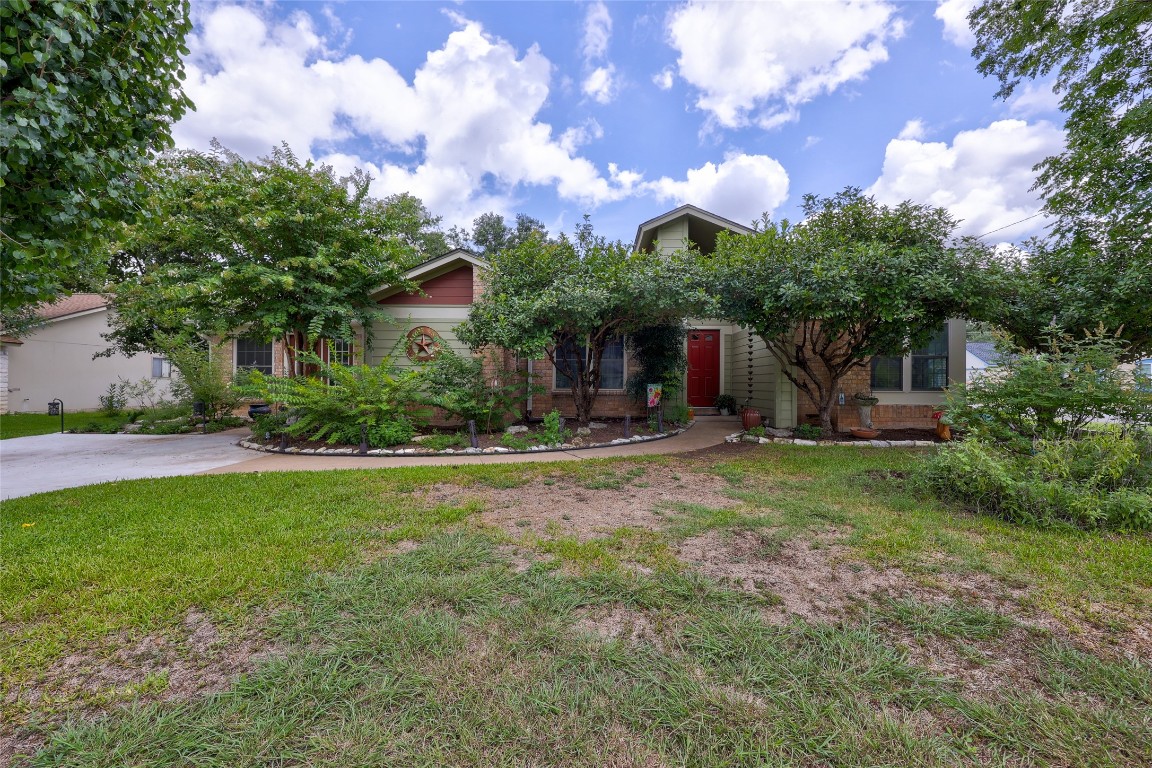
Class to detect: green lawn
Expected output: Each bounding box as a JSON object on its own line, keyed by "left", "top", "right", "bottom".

{"left": 3, "top": 447, "right": 1149, "bottom": 766}
{"left": 0, "top": 411, "right": 128, "bottom": 439}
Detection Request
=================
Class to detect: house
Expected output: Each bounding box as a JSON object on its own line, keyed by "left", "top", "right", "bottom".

{"left": 3, "top": 294, "right": 175, "bottom": 413}
{"left": 966, "top": 341, "right": 1007, "bottom": 382}
{"left": 215, "top": 205, "right": 965, "bottom": 431}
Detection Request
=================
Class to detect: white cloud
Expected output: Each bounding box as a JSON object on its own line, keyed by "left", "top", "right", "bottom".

{"left": 582, "top": 0, "right": 612, "bottom": 60}
{"left": 897, "top": 119, "right": 927, "bottom": 140}
{"left": 582, "top": 64, "right": 617, "bottom": 104}
{"left": 1008, "top": 80, "right": 1063, "bottom": 117}
{"left": 653, "top": 67, "right": 674, "bottom": 90}
{"left": 803, "top": 136, "right": 822, "bottom": 150}
{"left": 866, "top": 119, "right": 1065, "bottom": 239}
{"left": 665, "top": 0, "right": 904, "bottom": 129}
{"left": 645, "top": 154, "right": 790, "bottom": 226}
{"left": 579, "top": 1, "right": 619, "bottom": 104}
{"left": 174, "top": 5, "right": 641, "bottom": 227}
{"left": 935, "top": 0, "right": 976, "bottom": 48}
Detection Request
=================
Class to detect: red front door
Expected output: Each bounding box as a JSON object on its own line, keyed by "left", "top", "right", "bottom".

{"left": 687, "top": 329, "right": 720, "bottom": 407}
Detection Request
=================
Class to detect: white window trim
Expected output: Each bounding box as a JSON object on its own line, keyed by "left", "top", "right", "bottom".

{"left": 870, "top": 322, "right": 951, "bottom": 393}
{"left": 151, "top": 357, "right": 172, "bottom": 379}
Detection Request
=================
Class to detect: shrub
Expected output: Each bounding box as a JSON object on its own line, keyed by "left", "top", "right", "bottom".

{"left": 945, "top": 330, "right": 1152, "bottom": 449}
{"left": 417, "top": 349, "right": 537, "bottom": 433}
{"left": 500, "top": 432, "right": 536, "bottom": 451}
{"left": 793, "top": 424, "right": 822, "bottom": 440}
{"left": 237, "top": 352, "right": 424, "bottom": 445}
{"left": 98, "top": 383, "right": 128, "bottom": 416}
{"left": 164, "top": 340, "right": 241, "bottom": 421}
{"left": 538, "top": 409, "right": 571, "bottom": 447}
{"left": 419, "top": 433, "right": 468, "bottom": 451}
{"left": 918, "top": 431, "right": 1152, "bottom": 531}
{"left": 626, "top": 322, "right": 688, "bottom": 404}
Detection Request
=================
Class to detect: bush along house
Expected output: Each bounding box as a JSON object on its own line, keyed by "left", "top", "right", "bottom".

{"left": 217, "top": 205, "right": 964, "bottom": 431}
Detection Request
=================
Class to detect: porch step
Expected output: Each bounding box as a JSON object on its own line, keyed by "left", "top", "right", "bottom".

{"left": 691, "top": 407, "right": 721, "bottom": 416}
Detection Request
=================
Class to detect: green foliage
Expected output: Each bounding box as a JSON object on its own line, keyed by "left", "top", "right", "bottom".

{"left": 163, "top": 340, "right": 241, "bottom": 422}
{"left": 746, "top": 425, "right": 767, "bottom": 438}
{"left": 0, "top": 0, "right": 193, "bottom": 311}
{"left": 919, "top": 433, "right": 1152, "bottom": 531}
{"left": 500, "top": 432, "right": 536, "bottom": 451}
{"left": 714, "top": 394, "right": 737, "bottom": 412}
{"left": 793, "top": 424, "right": 823, "bottom": 440}
{"left": 418, "top": 433, "right": 468, "bottom": 451}
{"left": 466, "top": 211, "right": 550, "bottom": 255}
{"left": 417, "top": 349, "right": 536, "bottom": 432}
{"left": 971, "top": 1, "right": 1152, "bottom": 359}
{"left": 625, "top": 322, "right": 688, "bottom": 404}
{"left": 538, "top": 409, "right": 571, "bottom": 447}
{"left": 238, "top": 353, "right": 424, "bottom": 447}
{"left": 710, "top": 188, "right": 993, "bottom": 434}
{"left": 971, "top": 1, "right": 1151, "bottom": 291}
{"left": 458, "top": 216, "right": 706, "bottom": 422}
{"left": 104, "top": 142, "right": 420, "bottom": 360}
{"left": 98, "top": 383, "right": 128, "bottom": 417}
{"left": 946, "top": 331, "right": 1152, "bottom": 448}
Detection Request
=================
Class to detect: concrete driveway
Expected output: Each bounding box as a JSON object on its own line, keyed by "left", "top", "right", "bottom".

{"left": 0, "top": 430, "right": 253, "bottom": 499}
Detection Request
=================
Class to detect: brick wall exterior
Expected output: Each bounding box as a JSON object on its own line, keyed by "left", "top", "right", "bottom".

{"left": 794, "top": 356, "right": 939, "bottom": 431}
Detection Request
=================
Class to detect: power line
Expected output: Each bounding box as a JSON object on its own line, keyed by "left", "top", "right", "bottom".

{"left": 976, "top": 211, "right": 1046, "bottom": 239}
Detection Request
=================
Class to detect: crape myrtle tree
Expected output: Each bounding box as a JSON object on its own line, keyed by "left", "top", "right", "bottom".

{"left": 0, "top": 0, "right": 193, "bottom": 312}
{"left": 105, "top": 142, "right": 420, "bottom": 372}
{"left": 970, "top": 0, "right": 1152, "bottom": 358}
{"left": 457, "top": 217, "right": 706, "bottom": 423}
{"left": 710, "top": 188, "right": 993, "bottom": 435}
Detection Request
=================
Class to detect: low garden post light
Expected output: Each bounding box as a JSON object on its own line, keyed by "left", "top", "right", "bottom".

{"left": 192, "top": 400, "right": 206, "bottom": 433}
{"left": 359, "top": 425, "right": 368, "bottom": 455}
{"left": 48, "top": 399, "right": 64, "bottom": 433}
{"left": 468, "top": 420, "right": 478, "bottom": 449}
{"left": 657, "top": 410, "right": 663, "bottom": 434}
{"left": 623, "top": 414, "right": 631, "bottom": 438}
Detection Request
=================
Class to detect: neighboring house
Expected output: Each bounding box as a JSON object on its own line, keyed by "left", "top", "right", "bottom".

{"left": 3, "top": 294, "right": 174, "bottom": 413}
{"left": 966, "top": 341, "right": 1007, "bottom": 382}
{"left": 214, "top": 205, "right": 968, "bottom": 431}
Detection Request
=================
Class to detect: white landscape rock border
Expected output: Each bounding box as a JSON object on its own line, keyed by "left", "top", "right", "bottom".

{"left": 726, "top": 432, "right": 936, "bottom": 448}
{"left": 238, "top": 422, "right": 692, "bottom": 457}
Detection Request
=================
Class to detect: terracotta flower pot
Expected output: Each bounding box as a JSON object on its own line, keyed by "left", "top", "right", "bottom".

{"left": 741, "top": 408, "right": 762, "bottom": 430}
{"left": 851, "top": 428, "right": 880, "bottom": 439}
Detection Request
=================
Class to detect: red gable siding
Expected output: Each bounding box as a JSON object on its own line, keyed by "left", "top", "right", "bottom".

{"left": 381, "top": 265, "right": 474, "bottom": 306}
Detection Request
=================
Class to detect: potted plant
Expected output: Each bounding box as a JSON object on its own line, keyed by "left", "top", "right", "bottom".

{"left": 715, "top": 393, "right": 737, "bottom": 416}
{"left": 852, "top": 391, "right": 879, "bottom": 431}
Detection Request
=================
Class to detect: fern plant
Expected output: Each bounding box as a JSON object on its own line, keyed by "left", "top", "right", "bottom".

{"left": 239, "top": 351, "right": 425, "bottom": 446}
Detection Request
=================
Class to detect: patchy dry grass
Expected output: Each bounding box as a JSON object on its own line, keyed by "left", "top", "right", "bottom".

{"left": 2, "top": 444, "right": 1150, "bottom": 766}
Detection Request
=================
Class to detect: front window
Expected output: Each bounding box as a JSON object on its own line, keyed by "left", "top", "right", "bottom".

{"left": 870, "top": 355, "right": 903, "bottom": 391}
{"left": 236, "top": 337, "right": 274, "bottom": 375}
{"left": 151, "top": 357, "right": 171, "bottom": 379}
{"left": 330, "top": 338, "right": 354, "bottom": 366}
{"left": 554, "top": 336, "right": 625, "bottom": 390}
{"left": 911, "top": 325, "right": 949, "bottom": 391}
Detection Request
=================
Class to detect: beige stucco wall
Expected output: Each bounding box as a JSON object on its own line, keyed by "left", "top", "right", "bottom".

{"left": 6, "top": 310, "right": 174, "bottom": 412}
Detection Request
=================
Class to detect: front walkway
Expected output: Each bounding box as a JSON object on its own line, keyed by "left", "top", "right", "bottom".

{"left": 0, "top": 417, "right": 740, "bottom": 498}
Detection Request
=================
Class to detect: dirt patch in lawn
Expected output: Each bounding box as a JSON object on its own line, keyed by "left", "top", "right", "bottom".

{"left": 573, "top": 605, "right": 664, "bottom": 646}
{"left": 677, "top": 528, "right": 910, "bottom": 623}
{"left": 1, "top": 609, "right": 278, "bottom": 768}
{"left": 418, "top": 466, "right": 737, "bottom": 541}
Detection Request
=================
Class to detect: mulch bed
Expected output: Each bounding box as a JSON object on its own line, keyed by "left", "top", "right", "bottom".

{"left": 260, "top": 417, "right": 687, "bottom": 453}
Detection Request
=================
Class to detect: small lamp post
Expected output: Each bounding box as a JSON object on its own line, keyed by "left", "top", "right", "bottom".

{"left": 48, "top": 399, "right": 64, "bottom": 433}
{"left": 192, "top": 400, "right": 207, "bottom": 433}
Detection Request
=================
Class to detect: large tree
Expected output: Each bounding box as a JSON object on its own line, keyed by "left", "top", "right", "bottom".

{"left": 711, "top": 188, "right": 992, "bottom": 435}
{"left": 0, "top": 0, "right": 193, "bottom": 311}
{"left": 467, "top": 212, "right": 549, "bottom": 255}
{"left": 970, "top": 0, "right": 1152, "bottom": 357}
{"left": 457, "top": 217, "right": 704, "bottom": 422}
{"left": 106, "top": 143, "right": 419, "bottom": 372}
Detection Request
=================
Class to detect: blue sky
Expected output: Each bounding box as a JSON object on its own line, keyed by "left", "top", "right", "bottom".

{"left": 174, "top": 1, "right": 1065, "bottom": 245}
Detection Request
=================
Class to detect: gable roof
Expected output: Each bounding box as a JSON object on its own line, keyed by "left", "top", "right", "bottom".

{"left": 967, "top": 342, "right": 1007, "bottom": 367}
{"left": 370, "top": 248, "right": 488, "bottom": 301}
{"left": 37, "top": 293, "right": 110, "bottom": 321}
{"left": 633, "top": 204, "right": 754, "bottom": 253}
